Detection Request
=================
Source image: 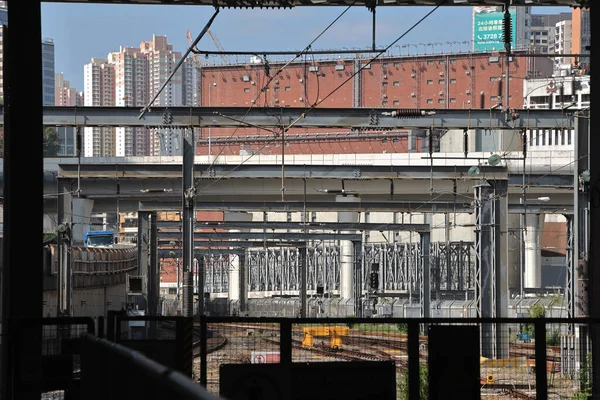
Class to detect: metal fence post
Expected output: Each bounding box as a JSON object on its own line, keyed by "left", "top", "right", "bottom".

{"left": 280, "top": 320, "right": 292, "bottom": 365}
{"left": 534, "top": 320, "right": 547, "bottom": 400}
{"left": 200, "top": 318, "right": 208, "bottom": 386}
{"left": 408, "top": 321, "right": 420, "bottom": 400}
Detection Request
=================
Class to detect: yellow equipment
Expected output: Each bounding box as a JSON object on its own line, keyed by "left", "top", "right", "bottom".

{"left": 302, "top": 326, "right": 349, "bottom": 350}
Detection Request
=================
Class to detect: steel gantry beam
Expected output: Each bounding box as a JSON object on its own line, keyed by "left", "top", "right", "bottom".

{"left": 0, "top": 106, "right": 574, "bottom": 130}
{"left": 138, "top": 200, "right": 575, "bottom": 214}
{"left": 158, "top": 220, "right": 431, "bottom": 232}
{"left": 158, "top": 232, "right": 363, "bottom": 241}
{"left": 38, "top": 0, "right": 590, "bottom": 7}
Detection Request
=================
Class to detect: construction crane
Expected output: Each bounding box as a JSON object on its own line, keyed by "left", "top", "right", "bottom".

{"left": 207, "top": 29, "right": 231, "bottom": 64}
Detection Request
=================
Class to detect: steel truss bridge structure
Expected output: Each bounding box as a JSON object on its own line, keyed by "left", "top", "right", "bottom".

{"left": 180, "top": 241, "right": 474, "bottom": 295}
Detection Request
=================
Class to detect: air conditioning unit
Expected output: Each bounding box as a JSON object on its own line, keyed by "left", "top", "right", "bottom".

{"left": 466, "top": 90, "right": 471, "bottom": 94}
{"left": 383, "top": 75, "right": 388, "bottom": 79}
{"left": 299, "top": 97, "right": 304, "bottom": 102}
{"left": 251, "top": 81, "right": 256, "bottom": 85}
{"left": 274, "top": 98, "right": 279, "bottom": 103}
{"left": 242, "top": 75, "right": 250, "bottom": 82}
{"left": 411, "top": 73, "right": 416, "bottom": 78}
{"left": 466, "top": 71, "right": 471, "bottom": 75}
{"left": 299, "top": 78, "right": 304, "bottom": 83}
{"left": 383, "top": 94, "right": 387, "bottom": 98}
{"left": 275, "top": 79, "right": 279, "bottom": 84}
{"left": 251, "top": 99, "right": 256, "bottom": 104}
{"left": 439, "top": 91, "right": 443, "bottom": 96}
{"left": 411, "top": 93, "right": 416, "bottom": 97}
{"left": 439, "top": 72, "right": 444, "bottom": 76}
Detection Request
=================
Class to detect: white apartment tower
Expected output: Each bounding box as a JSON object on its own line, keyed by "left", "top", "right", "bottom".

{"left": 83, "top": 58, "right": 115, "bottom": 157}
{"left": 109, "top": 47, "right": 150, "bottom": 156}
{"left": 84, "top": 35, "right": 196, "bottom": 157}
{"left": 140, "top": 35, "right": 186, "bottom": 156}
{"left": 554, "top": 19, "right": 573, "bottom": 67}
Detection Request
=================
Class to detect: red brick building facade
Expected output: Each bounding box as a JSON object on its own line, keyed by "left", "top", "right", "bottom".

{"left": 198, "top": 51, "right": 540, "bottom": 155}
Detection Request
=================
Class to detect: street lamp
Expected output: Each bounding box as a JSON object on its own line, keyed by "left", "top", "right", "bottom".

{"left": 461, "top": 41, "right": 471, "bottom": 53}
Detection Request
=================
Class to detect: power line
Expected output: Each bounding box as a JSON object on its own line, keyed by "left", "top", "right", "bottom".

{"left": 197, "top": 4, "right": 442, "bottom": 193}
{"left": 200, "top": 0, "right": 357, "bottom": 176}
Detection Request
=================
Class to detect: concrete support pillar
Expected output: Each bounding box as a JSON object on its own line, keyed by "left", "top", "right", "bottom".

{"left": 523, "top": 213, "right": 544, "bottom": 289}
{"left": 336, "top": 195, "right": 360, "bottom": 300}
{"left": 224, "top": 212, "right": 252, "bottom": 314}
{"left": 228, "top": 255, "right": 241, "bottom": 303}
{"left": 339, "top": 240, "right": 354, "bottom": 300}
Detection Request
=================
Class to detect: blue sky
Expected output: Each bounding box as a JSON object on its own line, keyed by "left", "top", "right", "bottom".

{"left": 41, "top": 3, "right": 571, "bottom": 91}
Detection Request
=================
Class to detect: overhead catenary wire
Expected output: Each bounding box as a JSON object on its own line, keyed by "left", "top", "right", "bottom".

{"left": 197, "top": 4, "right": 443, "bottom": 194}
{"left": 138, "top": 8, "right": 221, "bottom": 119}
{"left": 200, "top": 0, "right": 357, "bottom": 173}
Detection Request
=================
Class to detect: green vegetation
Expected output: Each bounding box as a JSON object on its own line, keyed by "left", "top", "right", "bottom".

{"left": 43, "top": 232, "right": 57, "bottom": 245}
{"left": 573, "top": 353, "right": 592, "bottom": 400}
{"left": 43, "top": 127, "right": 60, "bottom": 157}
{"left": 397, "top": 365, "right": 428, "bottom": 400}
{"left": 522, "top": 303, "right": 546, "bottom": 338}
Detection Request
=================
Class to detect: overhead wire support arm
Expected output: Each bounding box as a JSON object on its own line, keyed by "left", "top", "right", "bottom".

{"left": 138, "top": 8, "right": 220, "bottom": 119}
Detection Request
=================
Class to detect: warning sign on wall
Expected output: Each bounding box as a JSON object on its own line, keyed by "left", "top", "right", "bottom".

{"left": 251, "top": 351, "right": 280, "bottom": 364}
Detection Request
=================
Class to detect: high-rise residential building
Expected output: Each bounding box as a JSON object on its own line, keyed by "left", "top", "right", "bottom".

{"left": 83, "top": 58, "right": 115, "bottom": 157}
{"left": 84, "top": 35, "right": 197, "bottom": 157}
{"left": 42, "top": 38, "right": 55, "bottom": 106}
{"left": 55, "top": 72, "right": 78, "bottom": 106}
{"left": 139, "top": 35, "right": 187, "bottom": 156}
{"left": 108, "top": 46, "right": 150, "bottom": 156}
{"left": 55, "top": 72, "right": 80, "bottom": 156}
{"left": 472, "top": 6, "right": 531, "bottom": 52}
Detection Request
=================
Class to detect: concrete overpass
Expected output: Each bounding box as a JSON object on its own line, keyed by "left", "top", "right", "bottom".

{"left": 21, "top": 150, "right": 575, "bottom": 215}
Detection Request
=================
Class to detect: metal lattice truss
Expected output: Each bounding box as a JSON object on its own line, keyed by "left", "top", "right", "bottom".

{"left": 196, "top": 241, "right": 474, "bottom": 294}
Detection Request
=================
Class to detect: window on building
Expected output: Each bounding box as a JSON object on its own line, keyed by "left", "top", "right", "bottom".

{"left": 393, "top": 81, "right": 400, "bottom": 86}
{"left": 382, "top": 82, "right": 388, "bottom": 86}
{"left": 393, "top": 100, "right": 399, "bottom": 105}
{"left": 490, "top": 76, "right": 498, "bottom": 82}
{"left": 568, "top": 130, "right": 572, "bottom": 145}
{"left": 285, "top": 86, "right": 291, "bottom": 91}
{"left": 382, "top": 101, "right": 388, "bottom": 106}
{"left": 439, "top": 79, "right": 445, "bottom": 84}
{"left": 427, "top": 99, "right": 433, "bottom": 104}
{"left": 450, "top": 59, "right": 456, "bottom": 64}
{"left": 274, "top": 87, "right": 280, "bottom": 92}
{"left": 438, "top": 99, "right": 445, "bottom": 104}
{"left": 427, "top": 80, "right": 433, "bottom": 85}
{"left": 244, "top": 88, "right": 250, "bottom": 92}
{"left": 393, "top": 62, "right": 400, "bottom": 67}
{"left": 427, "top": 61, "right": 434, "bottom": 65}
{"left": 382, "top": 63, "right": 389, "bottom": 68}
{"left": 439, "top": 60, "right": 445, "bottom": 65}
{"left": 450, "top": 78, "right": 457, "bottom": 84}
{"left": 450, "top": 98, "right": 456, "bottom": 103}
